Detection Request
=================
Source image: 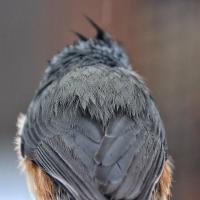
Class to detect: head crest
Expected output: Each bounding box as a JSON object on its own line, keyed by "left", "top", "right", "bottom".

{"left": 84, "top": 15, "right": 107, "bottom": 40}
{"left": 72, "top": 31, "right": 88, "bottom": 41}
{"left": 73, "top": 16, "right": 108, "bottom": 41}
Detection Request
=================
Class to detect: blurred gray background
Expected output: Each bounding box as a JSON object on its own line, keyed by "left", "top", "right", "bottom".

{"left": 0, "top": 0, "right": 200, "bottom": 199}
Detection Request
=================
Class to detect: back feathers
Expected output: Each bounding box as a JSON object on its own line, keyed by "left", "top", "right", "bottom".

{"left": 18, "top": 17, "right": 168, "bottom": 200}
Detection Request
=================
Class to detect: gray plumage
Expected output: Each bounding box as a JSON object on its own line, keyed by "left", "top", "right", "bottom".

{"left": 19, "top": 18, "right": 168, "bottom": 200}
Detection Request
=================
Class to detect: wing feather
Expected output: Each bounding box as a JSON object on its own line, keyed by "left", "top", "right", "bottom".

{"left": 94, "top": 115, "right": 166, "bottom": 200}
{"left": 34, "top": 134, "right": 106, "bottom": 200}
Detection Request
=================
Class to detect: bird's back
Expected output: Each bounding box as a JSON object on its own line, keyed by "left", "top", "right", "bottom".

{"left": 16, "top": 18, "right": 172, "bottom": 200}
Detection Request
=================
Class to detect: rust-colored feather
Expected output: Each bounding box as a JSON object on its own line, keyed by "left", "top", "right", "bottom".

{"left": 24, "top": 159, "right": 54, "bottom": 200}
{"left": 153, "top": 159, "right": 173, "bottom": 200}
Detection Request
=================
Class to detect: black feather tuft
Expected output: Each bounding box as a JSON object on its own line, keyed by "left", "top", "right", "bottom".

{"left": 72, "top": 31, "right": 88, "bottom": 41}
{"left": 84, "top": 15, "right": 106, "bottom": 40}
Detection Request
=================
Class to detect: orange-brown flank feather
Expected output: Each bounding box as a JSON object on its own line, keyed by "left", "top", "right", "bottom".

{"left": 24, "top": 159, "right": 54, "bottom": 200}
{"left": 154, "top": 159, "right": 173, "bottom": 200}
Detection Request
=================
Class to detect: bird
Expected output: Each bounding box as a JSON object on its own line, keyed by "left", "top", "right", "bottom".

{"left": 16, "top": 17, "right": 173, "bottom": 200}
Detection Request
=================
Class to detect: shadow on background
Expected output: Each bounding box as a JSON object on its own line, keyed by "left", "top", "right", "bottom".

{"left": 0, "top": 0, "right": 200, "bottom": 199}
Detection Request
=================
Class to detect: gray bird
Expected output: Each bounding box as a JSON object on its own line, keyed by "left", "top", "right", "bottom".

{"left": 16, "top": 17, "right": 173, "bottom": 200}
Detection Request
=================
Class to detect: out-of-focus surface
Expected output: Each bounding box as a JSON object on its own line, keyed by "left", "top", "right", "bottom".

{"left": 0, "top": 0, "right": 200, "bottom": 199}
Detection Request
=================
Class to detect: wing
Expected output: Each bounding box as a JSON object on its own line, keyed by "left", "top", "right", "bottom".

{"left": 22, "top": 103, "right": 107, "bottom": 200}
{"left": 34, "top": 135, "right": 106, "bottom": 200}
{"left": 94, "top": 115, "right": 166, "bottom": 200}
{"left": 21, "top": 98, "right": 166, "bottom": 200}
{"left": 21, "top": 67, "right": 167, "bottom": 200}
